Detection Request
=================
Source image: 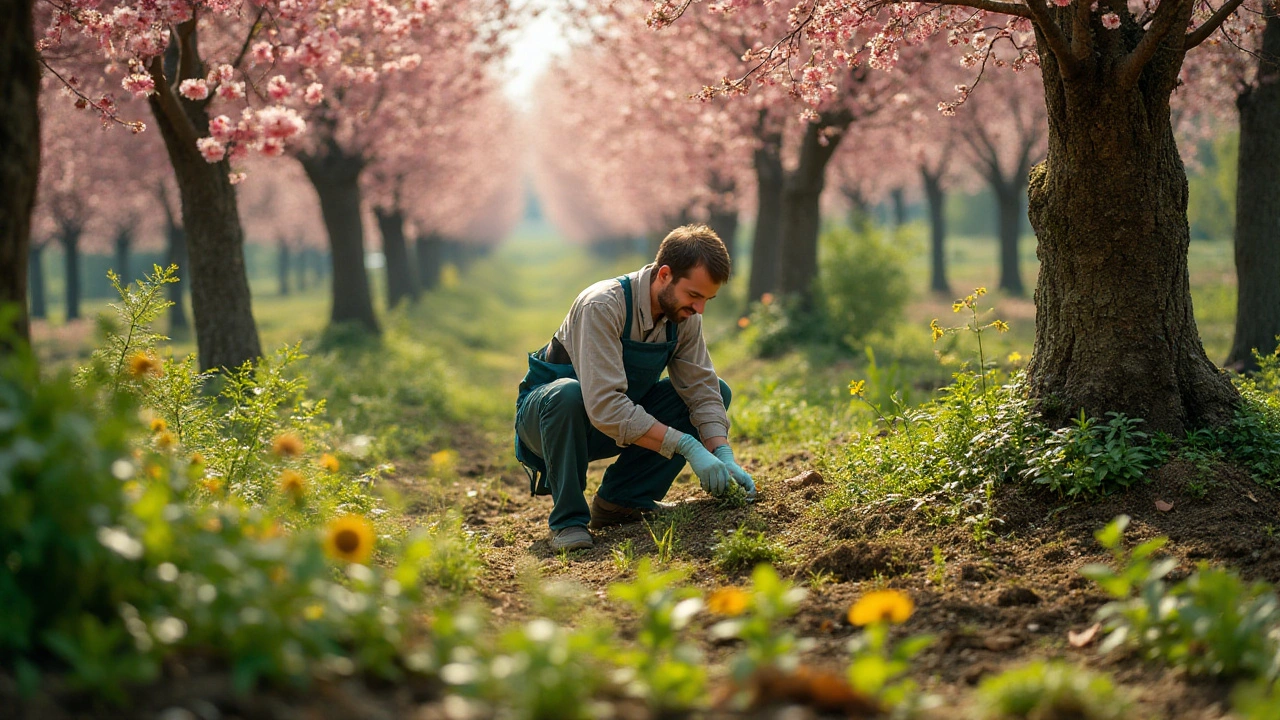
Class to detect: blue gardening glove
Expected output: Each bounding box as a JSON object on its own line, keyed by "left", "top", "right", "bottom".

{"left": 676, "top": 433, "right": 731, "bottom": 496}
{"left": 713, "top": 445, "right": 757, "bottom": 500}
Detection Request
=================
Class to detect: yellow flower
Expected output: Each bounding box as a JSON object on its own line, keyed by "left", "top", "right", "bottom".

{"left": 930, "top": 319, "right": 944, "bottom": 343}
{"left": 279, "top": 469, "right": 305, "bottom": 499}
{"left": 952, "top": 301, "right": 966, "bottom": 313}
{"left": 190, "top": 453, "right": 206, "bottom": 466}
{"left": 848, "top": 380, "right": 866, "bottom": 397}
{"left": 318, "top": 453, "right": 340, "bottom": 472}
{"left": 149, "top": 418, "right": 168, "bottom": 433}
{"left": 1007, "top": 351, "right": 1024, "bottom": 365}
{"left": 707, "top": 587, "right": 750, "bottom": 616}
{"left": 200, "top": 477, "right": 224, "bottom": 494}
{"left": 127, "top": 352, "right": 162, "bottom": 378}
{"left": 431, "top": 449, "right": 458, "bottom": 472}
{"left": 324, "top": 514, "right": 375, "bottom": 565}
{"left": 272, "top": 433, "right": 304, "bottom": 458}
{"left": 974, "top": 286, "right": 987, "bottom": 297}
{"left": 848, "top": 589, "right": 914, "bottom": 626}
{"left": 303, "top": 603, "right": 325, "bottom": 621}
{"left": 155, "top": 431, "right": 176, "bottom": 450}
{"left": 992, "top": 320, "right": 1009, "bottom": 333}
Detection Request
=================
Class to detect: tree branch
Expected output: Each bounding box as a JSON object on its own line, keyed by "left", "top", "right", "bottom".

{"left": 933, "top": 0, "right": 1032, "bottom": 18}
{"left": 1117, "top": 0, "right": 1189, "bottom": 87}
{"left": 1021, "top": 0, "right": 1082, "bottom": 76}
{"left": 1185, "top": 0, "right": 1248, "bottom": 49}
{"left": 1071, "top": 0, "right": 1093, "bottom": 62}
{"left": 147, "top": 56, "right": 200, "bottom": 148}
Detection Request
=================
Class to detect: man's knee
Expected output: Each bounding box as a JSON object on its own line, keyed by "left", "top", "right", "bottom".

{"left": 718, "top": 379, "right": 732, "bottom": 409}
{"left": 540, "top": 378, "right": 586, "bottom": 415}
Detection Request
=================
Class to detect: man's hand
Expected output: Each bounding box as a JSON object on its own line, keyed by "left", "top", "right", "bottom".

{"left": 712, "top": 445, "right": 757, "bottom": 500}
{"left": 675, "top": 433, "right": 731, "bottom": 496}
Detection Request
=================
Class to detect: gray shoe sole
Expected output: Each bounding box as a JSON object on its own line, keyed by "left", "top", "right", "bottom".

{"left": 551, "top": 527, "right": 594, "bottom": 551}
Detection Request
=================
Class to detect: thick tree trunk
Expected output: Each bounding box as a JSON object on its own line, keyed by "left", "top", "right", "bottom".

{"left": 376, "top": 206, "right": 419, "bottom": 307}
{"left": 994, "top": 179, "right": 1026, "bottom": 296}
{"left": 163, "top": 205, "right": 189, "bottom": 334}
{"left": 778, "top": 111, "right": 852, "bottom": 301}
{"left": 299, "top": 146, "right": 380, "bottom": 334}
{"left": 747, "top": 127, "right": 784, "bottom": 304}
{"left": 58, "top": 223, "right": 82, "bottom": 322}
{"left": 1026, "top": 30, "right": 1237, "bottom": 435}
{"left": 921, "top": 168, "right": 950, "bottom": 295}
{"left": 113, "top": 226, "right": 132, "bottom": 285}
{"left": 1225, "top": 10, "right": 1280, "bottom": 372}
{"left": 0, "top": 0, "right": 39, "bottom": 350}
{"left": 28, "top": 242, "right": 46, "bottom": 320}
{"left": 277, "top": 237, "right": 290, "bottom": 297}
{"left": 416, "top": 233, "right": 443, "bottom": 292}
{"left": 147, "top": 65, "right": 262, "bottom": 371}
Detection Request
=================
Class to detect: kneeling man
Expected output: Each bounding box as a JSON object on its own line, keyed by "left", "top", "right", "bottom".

{"left": 514, "top": 224, "right": 756, "bottom": 551}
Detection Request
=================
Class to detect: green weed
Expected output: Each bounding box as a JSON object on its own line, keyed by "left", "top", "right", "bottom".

{"left": 712, "top": 525, "right": 788, "bottom": 573}
{"left": 973, "top": 661, "right": 1131, "bottom": 720}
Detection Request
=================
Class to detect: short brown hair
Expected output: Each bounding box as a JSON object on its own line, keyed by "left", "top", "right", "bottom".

{"left": 654, "top": 224, "right": 731, "bottom": 284}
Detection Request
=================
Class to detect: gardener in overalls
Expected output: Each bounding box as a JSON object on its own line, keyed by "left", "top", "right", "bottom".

{"left": 515, "top": 224, "right": 756, "bottom": 551}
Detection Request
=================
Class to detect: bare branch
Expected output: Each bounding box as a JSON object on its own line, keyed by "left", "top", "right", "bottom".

{"left": 932, "top": 0, "right": 1032, "bottom": 17}
{"left": 1185, "top": 0, "right": 1248, "bottom": 49}
{"left": 1117, "top": 0, "right": 1189, "bottom": 87}
{"left": 147, "top": 56, "right": 201, "bottom": 148}
{"left": 1022, "top": 0, "right": 1083, "bottom": 76}
{"left": 231, "top": 8, "right": 269, "bottom": 70}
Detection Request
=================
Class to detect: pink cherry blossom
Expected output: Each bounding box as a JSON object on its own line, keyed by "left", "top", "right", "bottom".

{"left": 217, "top": 81, "right": 245, "bottom": 100}
{"left": 266, "top": 75, "right": 294, "bottom": 101}
{"left": 196, "top": 137, "right": 226, "bottom": 162}
{"left": 179, "top": 78, "right": 209, "bottom": 100}
{"left": 1101, "top": 13, "right": 1120, "bottom": 29}
{"left": 209, "top": 114, "right": 234, "bottom": 142}
{"left": 121, "top": 73, "right": 154, "bottom": 98}
{"left": 251, "top": 41, "right": 274, "bottom": 65}
{"left": 303, "top": 82, "right": 324, "bottom": 105}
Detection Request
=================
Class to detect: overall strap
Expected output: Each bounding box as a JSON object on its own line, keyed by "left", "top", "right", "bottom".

{"left": 616, "top": 275, "right": 634, "bottom": 339}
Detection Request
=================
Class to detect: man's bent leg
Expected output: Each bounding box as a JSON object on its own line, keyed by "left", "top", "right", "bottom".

{"left": 516, "top": 379, "right": 602, "bottom": 530}
{"left": 597, "top": 379, "right": 731, "bottom": 509}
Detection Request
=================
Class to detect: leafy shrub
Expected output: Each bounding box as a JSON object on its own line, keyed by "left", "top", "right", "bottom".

{"left": 1022, "top": 411, "right": 1160, "bottom": 498}
{"left": 608, "top": 560, "right": 706, "bottom": 712}
{"left": 974, "top": 661, "right": 1131, "bottom": 720}
{"left": 406, "top": 512, "right": 484, "bottom": 593}
{"left": 712, "top": 525, "right": 788, "bottom": 573}
{"left": 1083, "top": 516, "right": 1280, "bottom": 679}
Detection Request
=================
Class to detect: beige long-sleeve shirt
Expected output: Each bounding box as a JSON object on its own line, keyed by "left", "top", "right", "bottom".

{"left": 552, "top": 264, "right": 730, "bottom": 447}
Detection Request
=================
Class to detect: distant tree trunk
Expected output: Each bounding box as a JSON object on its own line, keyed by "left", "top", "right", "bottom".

{"left": 0, "top": 0, "right": 39, "bottom": 350}
{"left": 113, "top": 225, "right": 133, "bottom": 284}
{"left": 993, "top": 177, "right": 1027, "bottom": 296}
{"left": 299, "top": 141, "right": 380, "bottom": 335}
{"left": 707, "top": 206, "right": 739, "bottom": 266}
{"left": 1026, "top": 23, "right": 1237, "bottom": 436}
{"left": 416, "top": 233, "right": 442, "bottom": 292}
{"left": 160, "top": 186, "right": 189, "bottom": 334}
{"left": 294, "top": 244, "right": 308, "bottom": 291}
{"left": 147, "top": 22, "right": 262, "bottom": 371}
{"left": 842, "top": 186, "right": 872, "bottom": 232}
{"left": 890, "top": 187, "right": 907, "bottom": 228}
{"left": 28, "top": 242, "right": 46, "bottom": 320}
{"left": 277, "top": 236, "right": 290, "bottom": 297}
{"left": 748, "top": 123, "right": 784, "bottom": 304}
{"left": 921, "top": 167, "right": 950, "bottom": 295}
{"left": 777, "top": 108, "right": 853, "bottom": 302}
{"left": 58, "top": 222, "right": 82, "bottom": 321}
{"left": 376, "top": 206, "right": 419, "bottom": 307}
{"left": 1226, "top": 9, "right": 1280, "bottom": 372}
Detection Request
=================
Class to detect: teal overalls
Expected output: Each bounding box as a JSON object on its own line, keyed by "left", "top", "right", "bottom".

{"left": 514, "top": 275, "right": 731, "bottom": 530}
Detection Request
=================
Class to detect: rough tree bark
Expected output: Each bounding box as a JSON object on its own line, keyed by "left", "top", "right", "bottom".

{"left": 375, "top": 206, "right": 419, "bottom": 307}
{"left": 58, "top": 222, "right": 82, "bottom": 322}
{"left": 277, "top": 236, "right": 290, "bottom": 297}
{"left": 1026, "top": 4, "right": 1238, "bottom": 435}
{"left": 416, "top": 233, "right": 443, "bottom": 292}
{"left": 146, "top": 20, "right": 261, "bottom": 371}
{"left": 28, "top": 242, "right": 46, "bottom": 320}
{"left": 747, "top": 119, "right": 784, "bottom": 305}
{"left": 1225, "top": 9, "right": 1280, "bottom": 372}
{"left": 0, "top": 0, "right": 39, "bottom": 350}
{"left": 299, "top": 140, "right": 380, "bottom": 335}
{"left": 921, "top": 166, "right": 950, "bottom": 295}
{"left": 777, "top": 108, "right": 853, "bottom": 301}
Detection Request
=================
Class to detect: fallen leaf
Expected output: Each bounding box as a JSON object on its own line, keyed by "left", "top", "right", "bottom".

{"left": 982, "top": 635, "right": 1022, "bottom": 651}
{"left": 784, "top": 470, "right": 825, "bottom": 488}
{"left": 1155, "top": 499, "right": 1174, "bottom": 512}
{"left": 1246, "top": 490, "right": 1258, "bottom": 503}
{"left": 1069, "top": 622, "right": 1101, "bottom": 648}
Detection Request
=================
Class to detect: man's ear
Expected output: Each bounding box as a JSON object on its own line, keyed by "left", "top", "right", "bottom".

{"left": 655, "top": 265, "right": 671, "bottom": 284}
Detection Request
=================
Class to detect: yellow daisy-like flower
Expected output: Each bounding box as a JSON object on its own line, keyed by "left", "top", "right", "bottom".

{"left": 974, "top": 287, "right": 988, "bottom": 297}
{"left": 848, "top": 380, "right": 866, "bottom": 397}
{"left": 1007, "top": 351, "right": 1024, "bottom": 365}
{"left": 848, "top": 589, "right": 914, "bottom": 626}
{"left": 200, "top": 477, "right": 224, "bottom": 494}
{"left": 272, "top": 433, "right": 304, "bottom": 458}
{"left": 992, "top": 319, "right": 1009, "bottom": 333}
{"left": 279, "top": 469, "right": 306, "bottom": 499}
{"left": 930, "top": 319, "right": 944, "bottom": 343}
{"left": 303, "top": 603, "right": 325, "bottom": 621}
{"left": 128, "top": 352, "right": 162, "bottom": 378}
{"left": 324, "top": 514, "right": 376, "bottom": 565}
{"left": 190, "top": 453, "right": 205, "bottom": 466}
{"left": 431, "top": 449, "right": 458, "bottom": 471}
{"left": 155, "top": 431, "right": 176, "bottom": 450}
{"left": 707, "top": 587, "right": 750, "bottom": 616}
{"left": 952, "top": 300, "right": 966, "bottom": 313}
{"left": 318, "top": 453, "right": 340, "bottom": 473}
{"left": 149, "top": 418, "right": 168, "bottom": 433}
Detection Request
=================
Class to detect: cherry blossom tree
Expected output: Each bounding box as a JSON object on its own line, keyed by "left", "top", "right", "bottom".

{"left": 653, "top": 0, "right": 1258, "bottom": 434}
{"left": 2, "top": 0, "right": 39, "bottom": 349}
